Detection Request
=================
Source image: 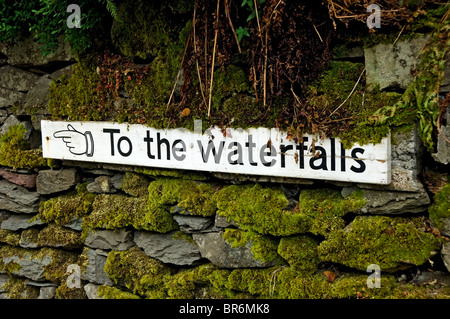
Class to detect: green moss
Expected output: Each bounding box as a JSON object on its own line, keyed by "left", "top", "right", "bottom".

{"left": 0, "top": 124, "right": 46, "bottom": 170}
{"left": 306, "top": 61, "right": 407, "bottom": 148}
{"left": 277, "top": 236, "right": 320, "bottom": 273}
{"left": 223, "top": 229, "right": 279, "bottom": 263}
{"left": 37, "top": 182, "right": 96, "bottom": 226}
{"left": 134, "top": 167, "right": 208, "bottom": 181}
{"left": 103, "top": 247, "right": 174, "bottom": 298}
{"left": 47, "top": 61, "right": 102, "bottom": 122}
{"left": 111, "top": 0, "right": 192, "bottom": 60}
{"left": 317, "top": 216, "right": 443, "bottom": 272}
{"left": 215, "top": 184, "right": 364, "bottom": 237}
{"left": 148, "top": 178, "right": 217, "bottom": 217}
{"left": 97, "top": 285, "right": 141, "bottom": 299}
{"left": 429, "top": 183, "right": 450, "bottom": 231}
{"left": 83, "top": 193, "right": 177, "bottom": 233}
{"left": 3, "top": 277, "right": 40, "bottom": 299}
{"left": 298, "top": 188, "right": 366, "bottom": 235}
{"left": 0, "top": 246, "right": 78, "bottom": 283}
{"left": 0, "top": 229, "right": 20, "bottom": 246}
{"left": 36, "top": 223, "right": 82, "bottom": 249}
{"left": 121, "top": 172, "right": 150, "bottom": 197}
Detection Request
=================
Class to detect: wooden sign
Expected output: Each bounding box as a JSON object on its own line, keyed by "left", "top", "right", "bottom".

{"left": 41, "top": 120, "right": 391, "bottom": 184}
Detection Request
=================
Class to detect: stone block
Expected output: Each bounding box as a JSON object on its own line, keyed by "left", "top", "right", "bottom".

{"left": 36, "top": 169, "right": 79, "bottom": 195}
{"left": 84, "top": 229, "right": 134, "bottom": 251}
{"left": 0, "top": 179, "right": 40, "bottom": 213}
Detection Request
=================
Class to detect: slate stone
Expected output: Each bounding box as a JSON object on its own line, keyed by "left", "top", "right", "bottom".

{"left": 442, "top": 242, "right": 450, "bottom": 273}
{"left": 87, "top": 176, "right": 117, "bottom": 194}
{"left": 0, "top": 168, "right": 37, "bottom": 188}
{"left": 84, "top": 229, "right": 134, "bottom": 250}
{"left": 432, "top": 106, "right": 450, "bottom": 165}
{"left": 0, "top": 65, "right": 40, "bottom": 91}
{"left": 82, "top": 248, "right": 114, "bottom": 286}
{"left": 1, "top": 214, "right": 44, "bottom": 231}
{"left": 134, "top": 230, "right": 202, "bottom": 266}
{"left": 192, "top": 232, "right": 278, "bottom": 268}
{"left": 365, "top": 35, "right": 430, "bottom": 90}
{"left": 0, "top": 179, "right": 40, "bottom": 213}
{"left": 36, "top": 169, "right": 79, "bottom": 195}
{"left": 173, "top": 215, "right": 213, "bottom": 233}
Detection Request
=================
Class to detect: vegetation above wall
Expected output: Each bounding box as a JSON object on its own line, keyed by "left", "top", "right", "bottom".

{"left": 2, "top": 0, "right": 446, "bottom": 151}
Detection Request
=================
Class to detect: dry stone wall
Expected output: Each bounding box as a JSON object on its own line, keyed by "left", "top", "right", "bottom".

{"left": 0, "top": 34, "right": 449, "bottom": 300}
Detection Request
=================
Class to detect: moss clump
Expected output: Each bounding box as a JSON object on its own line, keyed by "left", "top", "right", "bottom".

{"left": 277, "top": 236, "right": 320, "bottom": 273}
{"left": 37, "top": 182, "right": 96, "bottom": 226}
{"left": 215, "top": 184, "right": 364, "bottom": 236}
{"left": 104, "top": 247, "right": 174, "bottom": 298}
{"left": 0, "top": 229, "right": 20, "bottom": 246}
{"left": 0, "top": 246, "right": 78, "bottom": 283}
{"left": 297, "top": 188, "right": 366, "bottom": 235}
{"left": 121, "top": 172, "right": 150, "bottom": 197}
{"left": 148, "top": 178, "right": 217, "bottom": 217}
{"left": 3, "top": 277, "right": 40, "bottom": 299}
{"left": 36, "top": 223, "right": 82, "bottom": 249}
{"left": 111, "top": 0, "right": 192, "bottom": 60}
{"left": 83, "top": 193, "right": 177, "bottom": 233}
{"left": 429, "top": 183, "right": 450, "bottom": 231}
{"left": 215, "top": 184, "right": 307, "bottom": 236}
{"left": 306, "top": 61, "right": 407, "bottom": 148}
{"left": 317, "top": 216, "right": 443, "bottom": 272}
{"left": 97, "top": 286, "right": 141, "bottom": 299}
{"left": 223, "top": 229, "right": 279, "bottom": 264}
{"left": 0, "top": 124, "right": 46, "bottom": 170}
{"left": 47, "top": 61, "right": 102, "bottom": 122}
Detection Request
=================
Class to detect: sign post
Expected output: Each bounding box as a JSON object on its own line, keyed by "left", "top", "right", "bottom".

{"left": 41, "top": 120, "right": 391, "bottom": 185}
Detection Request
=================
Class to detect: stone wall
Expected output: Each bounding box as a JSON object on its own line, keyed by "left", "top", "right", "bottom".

{"left": 0, "top": 33, "right": 450, "bottom": 299}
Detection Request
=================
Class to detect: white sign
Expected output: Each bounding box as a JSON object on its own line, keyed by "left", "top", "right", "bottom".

{"left": 41, "top": 120, "right": 391, "bottom": 184}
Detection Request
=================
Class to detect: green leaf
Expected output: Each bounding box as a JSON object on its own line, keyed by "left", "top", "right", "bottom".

{"left": 236, "top": 26, "right": 250, "bottom": 42}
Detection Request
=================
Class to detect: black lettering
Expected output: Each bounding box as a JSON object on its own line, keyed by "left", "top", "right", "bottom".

{"left": 117, "top": 136, "right": 132, "bottom": 157}
{"left": 280, "top": 144, "right": 293, "bottom": 168}
{"left": 172, "top": 139, "right": 186, "bottom": 161}
{"left": 350, "top": 148, "right": 366, "bottom": 173}
{"left": 330, "top": 138, "right": 336, "bottom": 171}
{"left": 309, "top": 146, "right": 328, "bottom": 170}
{"left": 157, "top": 133, "right": 170, "bottom": 160}
{"left": 228, "top": 142, "right": 243, "bottom": 165}
{"left": 340, "top": 142, "right": 346, "bottom": 172}
{"left": 197, "top": 140, "right": 225, "bottom": 164}
{"left": 260, "top": 144, "right": 276, "bottom": 167}
{"left": 297, "top": 137, "right": 308, "bottom": 169}
{"left": 144, "top": 130, "right": 155, "bottom": 159}
{"left": 103, "top": 128, "right": 120, "bottom": 156}
{"left": 245, "top": 135, "right": 257, "bottom": 166}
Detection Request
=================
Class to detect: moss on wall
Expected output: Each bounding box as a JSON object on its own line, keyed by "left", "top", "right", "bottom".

{"left": 37, "top": 182, "right": 96, "bottom": 226}
{"left": 0, "top": 124, "right": 46, "bottom": 170}
{"left": 317, "top": 216, "right": 443, "bottom": 272}
{"left": 429, "top": 183, "right": 450, "bottom": 231}
{"left": 215, "top": 184, "right": 365, "bottom": 236}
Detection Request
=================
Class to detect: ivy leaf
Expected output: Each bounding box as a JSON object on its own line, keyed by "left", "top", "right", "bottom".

{"left": 235, "top": 26, "right": 250, "bottom": 42}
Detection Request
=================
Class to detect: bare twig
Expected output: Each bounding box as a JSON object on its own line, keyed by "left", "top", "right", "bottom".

{"left": 313, "top": 24, "right": 323, "bottom": 43}
{"left": 166, "top": 32, "right": 192, "bottom": 113}
{"left": 225, "top": 0, "right": 242, "bottom": 53}
{"left": 193, "top": 6, "right": 208, "bottom": 109}
{"left": 329, "top": 68, "right": 365, "bottom": 117}
{"left": 208, "top": 0, "right": 221, "bottom": 118}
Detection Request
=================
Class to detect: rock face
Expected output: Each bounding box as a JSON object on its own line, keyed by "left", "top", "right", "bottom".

{"left": 172, "top": 215, "right": 213, "bottom": 233}
{"left": 1, "top": 214, "right": 44, "bottom": 231}
{"left": 0, "top": 35, "right": 73, "bottom": 67}
{"left": 82, "top": 248, "right": 114, "bottom": 286}
{"left": 365, "top": 35, "right": 429, "bottom": 90}
{"left": 0, "top": 179, "right": 40, "bottom": 213}
{"left": 84, "top": 229, "right": 134, "bottom": 251}
{"left": 192, "top": 232, "right": 278, "bottom": 268}
{"left": 0, "top": 169, "right": 37, "bottom": 188}
{"left": 442, "top": 242, "right": 450, "bottom": 273}
{"left": 433, "top": 106, "right": 450, "bottom": 165}
{"left": 36, "top": 169, "right": 79, "bottom": 195}
{"left": 134, "top": 231, "right": 202, "bottom": 266}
